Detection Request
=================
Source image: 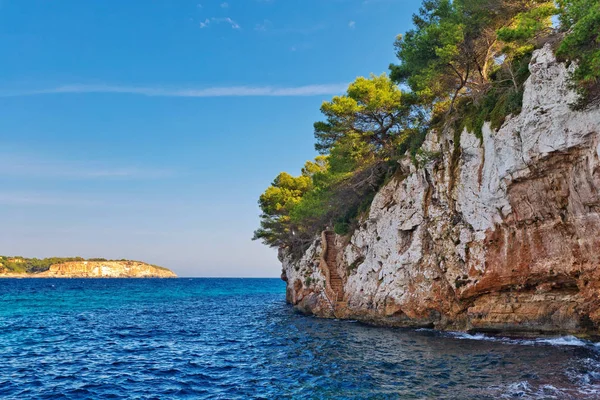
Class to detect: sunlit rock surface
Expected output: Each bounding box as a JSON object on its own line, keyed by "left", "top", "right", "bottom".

{"left": 281, "top": 45, "right": 600, "bottom": 335}
{"left": 0, "top": 261, "right": 176, "bottom": 278}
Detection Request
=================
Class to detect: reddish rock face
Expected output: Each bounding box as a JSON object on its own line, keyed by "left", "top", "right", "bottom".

{"left": 280, "top": 45, "right": 600, "bottom": 336}
{"left": 461, "top": 145, "right": 600, "bottom": 332}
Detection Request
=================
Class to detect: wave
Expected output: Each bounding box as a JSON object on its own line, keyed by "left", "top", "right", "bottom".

{"left": 445, "top": 331, "right": 595, "bottom": 348}
{"left": 489, "top": 380, "right": 595, "bottom": 400}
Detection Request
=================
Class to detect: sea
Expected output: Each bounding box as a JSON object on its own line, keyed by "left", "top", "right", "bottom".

{"left": 0, "top": 278, "right": 599, "bottom": 399}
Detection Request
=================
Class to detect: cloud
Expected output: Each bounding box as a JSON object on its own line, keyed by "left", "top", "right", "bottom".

{"left": 0, "top": 83, "right": 348, "bottom": 98}
{"left": 0, "top": 191, "right": 182, "bottom": 208}
{"left": 198, "top": 16, "right": 240, "bottom": 29}
{"left": 348, "top": 20, "right": 356, "bottom": 29}
{"left": 220, "top": 2, "right": 229, "bottom": 7}
{"left": 212, "top": 17, "right": 240, "bottom": 29}
{"left": 0, "top": 153, "right": 174, "bottom": 180}
{"left": 0, "top": 192, "right": 105, "bottom": 207}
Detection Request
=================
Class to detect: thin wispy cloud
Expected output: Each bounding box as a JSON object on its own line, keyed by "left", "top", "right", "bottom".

{"left": 0, "top": 83, "right": 348, "bottom": 98}
{"left": 198, "top": 16, "right": 240, "bottom": 29}
{"left": 0, "top": 192, "right": 184, "bottom": 208}
{"left": 348, "top": 20, "right": 356, "bottom": 29}
{"left": 0, "top": 153, "right": 174, "bottom": 180}
{"left": 0, "top": 192, "right": 105, "bottom": 207}
{"left": 0, "top": 190, "right": 205, "bottom": 209}
{"left": 213, "top": 17, "right": 240, "bottom": 29}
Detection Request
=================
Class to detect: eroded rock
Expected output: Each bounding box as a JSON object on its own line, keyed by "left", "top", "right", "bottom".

{"left": 281, "top": 45, "right": 600, "bottom": 335}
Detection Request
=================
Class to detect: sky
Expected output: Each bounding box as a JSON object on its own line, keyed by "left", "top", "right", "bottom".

{"left": 0, "top": 0, "right": 422, "bottom": 277}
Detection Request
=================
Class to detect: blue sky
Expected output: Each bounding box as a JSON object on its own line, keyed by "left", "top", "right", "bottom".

{"left": 0, "top": 0, "right": 421, "bottom": 277}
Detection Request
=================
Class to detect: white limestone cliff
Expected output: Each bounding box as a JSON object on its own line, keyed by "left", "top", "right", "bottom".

{"left": 281, "top": 44, "right": 600, "bottom": 335}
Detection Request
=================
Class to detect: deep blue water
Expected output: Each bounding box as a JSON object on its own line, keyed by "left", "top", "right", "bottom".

{"left": 1, "top": 279, "right": 599, "bottom": 399}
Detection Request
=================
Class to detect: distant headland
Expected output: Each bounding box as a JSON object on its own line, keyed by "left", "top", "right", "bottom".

{"left": 0, "top": 256, "right": 176, "bottom": 278}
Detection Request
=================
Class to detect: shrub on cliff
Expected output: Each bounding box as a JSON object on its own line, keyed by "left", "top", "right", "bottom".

{"left": 556, "top": 0, "right": 600, "bottom": 106}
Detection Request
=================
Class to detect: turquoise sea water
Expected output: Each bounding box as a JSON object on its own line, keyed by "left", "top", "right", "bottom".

{"left": 1, "top": 278, "right": 599, "bottom": 399}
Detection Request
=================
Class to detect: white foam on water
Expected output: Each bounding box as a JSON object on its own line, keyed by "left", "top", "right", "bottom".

{"left": 443, "top": 331, "right": 600, "bottom": 398}
{"left": 447, "top": 332, "right": 497, "bottom": 341}
{"left": 491, "top": 380, "right": 597, "bottom": 399}
{"left": 535, "top": 335, "right": 589, "bottom": 347}
{"left": 495, "top": 381, "right": 549, "bottom": 399}
{"left": 444, "top": 331, "right": 598, "bottom": 349}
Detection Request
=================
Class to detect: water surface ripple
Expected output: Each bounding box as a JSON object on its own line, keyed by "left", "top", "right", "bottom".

{"left": 0, "top": 278, "right": 598, "bottom": 399}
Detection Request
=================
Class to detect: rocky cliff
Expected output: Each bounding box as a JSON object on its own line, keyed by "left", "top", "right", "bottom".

{"left": 0, "top": 260, "right": 177, "bottom": 278}
{"left": 281, "top": 45, "right": 600, "bottom": 336}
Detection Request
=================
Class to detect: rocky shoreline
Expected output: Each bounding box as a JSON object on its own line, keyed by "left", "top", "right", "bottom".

{"left": 280, "top": 45, "right": 600, "bottom": 336}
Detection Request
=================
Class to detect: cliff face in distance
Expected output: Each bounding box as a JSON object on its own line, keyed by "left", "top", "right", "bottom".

{"left": 281, "top": 45, "right": 600, "bottom": 336}
{"left": 0, "top": 259, "right": 177, "bottom": 278}
{"left": 40, "top": 261, "right": 177, "bottom": 278}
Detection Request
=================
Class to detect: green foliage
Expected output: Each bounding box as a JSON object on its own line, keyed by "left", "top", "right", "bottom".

{"left": 454, "top": 50, "right": 533, "bottom": 139}
{"left": 0, "top": 256, "right": 85, "bottom": 274}
{"left": 314, "top": 74, "right": 413, "bottom": 157}
{"left": 258, "top": 172, "right": 312, "bottom": 216}
{"left": 448, "top": 2, "right": 554, "bottom": 138}
{"left": 497, "top": 3, "right": 556, "bottom": 45}
{"left": 253, "top": 158, "right": 327, "bottom": 250}
{"left": 390, "top": 0, "right": 463, "bottom": 103}
{"left": 394, "top": 0, "right": 555, "bottom": 140}
{"left": 556, "top": 0, "right": 600, "bottom": 105}
{"left": 254, "top": 0, "right": 592, "bottom": 259}
{"left": 398, "top": 127, "right": 428, "bottom": 165}
{"left": 413, "top": 149, "right": 442, "bottom": 168}
{"left": 334, "top": 221, "right": 350, "bottom": 236}
{"left": 391, "top": 0, "right": 554, "bottom": 110}
{"left": 255, "top": 75, "right": 420, "bottom": 256}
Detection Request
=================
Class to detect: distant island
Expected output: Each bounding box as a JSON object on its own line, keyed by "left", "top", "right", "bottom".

{"left": 0, "top": 256, "right": 176, "bottom": 278}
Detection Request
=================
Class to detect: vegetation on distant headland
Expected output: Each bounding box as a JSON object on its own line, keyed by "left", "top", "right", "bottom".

{"left": 254, "top": 0, "right": 600, "bottom": 258}
{"left": 0, "top": 256, "right": 167, "bottom": 274}
{"left": 0, "top": 256, "right": 85, "bottom": 274}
